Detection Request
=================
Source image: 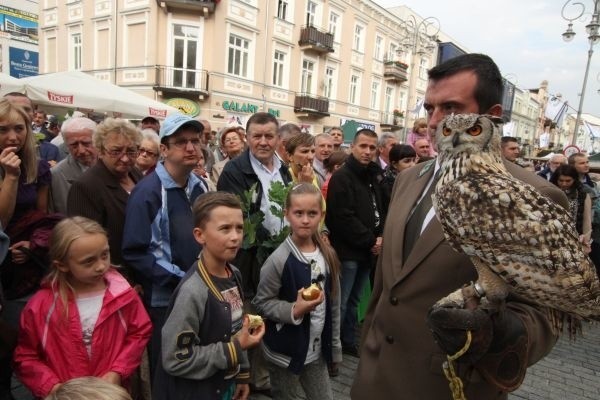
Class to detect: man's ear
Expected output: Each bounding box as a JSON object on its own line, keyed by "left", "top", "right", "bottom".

{"left": 193, "top": 227, "right": 205, "bottom": 246}
{"left": 160, "top": 143, "right": 168, "bottom": 157}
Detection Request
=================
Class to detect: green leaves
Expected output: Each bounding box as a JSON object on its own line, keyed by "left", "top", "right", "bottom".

{"left": 238, "top": 181, "right": 292, "bottom": 265}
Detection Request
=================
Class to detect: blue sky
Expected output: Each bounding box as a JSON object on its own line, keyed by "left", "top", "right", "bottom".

{"left": 375, "top": 0, "right": 600, "bottom": 117}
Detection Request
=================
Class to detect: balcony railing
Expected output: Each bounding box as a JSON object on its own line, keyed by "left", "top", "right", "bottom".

{"left": 383, "top": 60, "right": 409, "bottom": 83}
{"left": 157, "top": 0, "right": 216, "bottom": 14}
{"left": 294, "top": 93, "right": 329, "bottom": 116}
{"left": 298, "top": 25, "right": 334, "bottom": 54}
{"left": 154, "top": 65, "right": 209, "bottom": 96}
{"left": 380, "top": 112, "right": 403, "bottom": 128}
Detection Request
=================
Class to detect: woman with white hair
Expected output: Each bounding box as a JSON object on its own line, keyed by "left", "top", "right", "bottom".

{"left": 136, "top": 129, "right": 160, "bottom": 175}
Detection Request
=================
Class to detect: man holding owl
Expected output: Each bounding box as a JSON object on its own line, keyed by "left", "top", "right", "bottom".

{"left": 352, "top": 54, "right": 567, "bottom": 399}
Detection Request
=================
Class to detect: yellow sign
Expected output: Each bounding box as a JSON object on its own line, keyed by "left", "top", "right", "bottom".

{"left": 165, "top": 98, "right": 200, "bottom": 117}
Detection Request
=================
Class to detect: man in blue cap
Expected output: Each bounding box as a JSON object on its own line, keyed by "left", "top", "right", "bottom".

{"left": 122, "top": 113, "right": 209, "bottom": 378}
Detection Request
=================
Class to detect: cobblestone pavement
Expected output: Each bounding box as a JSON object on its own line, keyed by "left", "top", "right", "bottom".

{"left": 250, "top": 322, "right": 600, "bottom": 400}
{"left": 12, "top": 323, "right": 599, "bottom": 399}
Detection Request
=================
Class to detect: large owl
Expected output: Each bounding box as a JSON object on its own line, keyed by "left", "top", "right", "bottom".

{"left": 431, "top": 113, "right": 600, "bottom": 331}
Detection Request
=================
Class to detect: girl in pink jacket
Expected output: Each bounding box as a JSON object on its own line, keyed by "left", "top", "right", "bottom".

{"left": 13, "top": 217, "right": 152, "bottom": 398}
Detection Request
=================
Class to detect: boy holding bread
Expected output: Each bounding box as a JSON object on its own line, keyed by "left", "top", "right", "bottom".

{"left": 153, "top": 192, "right": 265, "bottom": 400}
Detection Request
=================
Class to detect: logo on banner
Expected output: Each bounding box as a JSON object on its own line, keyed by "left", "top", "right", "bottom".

{"left": 149, "top": 108, "right": 168, "bottom": 118}
{"left": 48, "top": 91, "right": 73, "bottom": 104}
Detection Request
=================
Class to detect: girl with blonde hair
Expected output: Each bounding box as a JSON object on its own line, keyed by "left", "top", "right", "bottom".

{"left": 13, "top": 216, "right": 152, "bottom": 399}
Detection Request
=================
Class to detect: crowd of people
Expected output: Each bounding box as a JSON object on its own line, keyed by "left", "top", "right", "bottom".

{"left": 0, "top": 53, "right": 596, "bottom": 400}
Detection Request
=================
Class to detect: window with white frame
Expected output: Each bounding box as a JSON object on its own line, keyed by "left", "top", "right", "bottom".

{"left": 419, "top": 57, "right": 428, "bottom": 79}
{"left": 277, "top": 0, "right": 288, "bottom": 20}
{"left": 370, "top": 80, "right": 380, "bottom": 110}
{"left": 388, "top": 43, "right": 398, "bottom": 62}
{"left": 228, "top": 34, "right": 249, "bottom": 78}
{"left": 374, "top": 35, "right": 383, "bottom": 61}
{"left": 329, "top": 11, "right": 339, "bottom": 41}
{"left": 301, "top": 59, "right": 315, "bottom": 94}
{"left": 273, "top": 50, "right": 285, "bottom": 87}
{"left": 306, "top": 1, "right": 317, "bottom": 27}
{"left": 349, "top": 73, "right": 360, "bottom": 104}
{"left": 353, "top": 24, "right": 364, "bottom": 52}
{"left": 385, "top": 86, "right": 394, "bottom": 113}
{"left": 70, "top": 32, "right": 82, "bottom": 70}
{"left": 324, "top": 65, "right": 336, "bottom": 99}
{"left": 173, "top": 24, "right": 199, "bottom": 88}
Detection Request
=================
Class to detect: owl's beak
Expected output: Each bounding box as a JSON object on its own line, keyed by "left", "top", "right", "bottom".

{"left": 452, "top": 133, "right": 461, "bottom": 147}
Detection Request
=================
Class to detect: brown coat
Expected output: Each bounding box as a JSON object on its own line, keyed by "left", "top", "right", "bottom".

{"left": 351, "top": 161, "right": 567, "bottom": 400}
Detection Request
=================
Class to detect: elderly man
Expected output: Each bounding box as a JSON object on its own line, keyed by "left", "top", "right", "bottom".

{"left": 537, "top": 154, "right": 567, "bottom": 180}
{"left": 414, "top": 137, "right": 432, "bottom": 159}
{"left": 275, "top": 122, "right": 302, "bottom": 166}
{"left": 197, "top": 118, "right": 216, "bottom": 173}
{"left": 50, "top": 117, "right": 98, "bottom": 213}
{"left": 376, "top": 132, "right": 399, "bottom": 170}
{"left": 313, "top": 133, "right": 334, "bottom": 186}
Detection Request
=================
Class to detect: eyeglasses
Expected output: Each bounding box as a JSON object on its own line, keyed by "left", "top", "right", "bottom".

{"left": 104, "top": 147, "right": 139, "bottom": 158}
{"left": 138, "top": 148, "right": 158, "bottom": 157}
{"left": 168, "top": 138, "right": 202, "bottom": 149}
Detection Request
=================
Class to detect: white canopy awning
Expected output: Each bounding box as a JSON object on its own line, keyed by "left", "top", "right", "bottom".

{"left": 0, "top": 73, "right": 25, "bottom": 96}
{"left": 20, "top": 71, "right": 178, "bottom": 119}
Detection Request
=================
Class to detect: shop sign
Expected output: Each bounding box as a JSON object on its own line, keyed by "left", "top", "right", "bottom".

{"left": 222, "top": 100, "right": 259, "bottom": 114}
{"left": 165, "top": 98, "right": 200, "bottom": 117}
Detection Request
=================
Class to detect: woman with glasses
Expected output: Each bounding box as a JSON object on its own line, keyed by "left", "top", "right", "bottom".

{"left": 210, "top": 125, "right": 245, "bottom": 183}
{"left": 136, "top": 129, "right": 160, "bottom": 176}
{"left": 67, "top": 118, "right": 142, "bottom": 274}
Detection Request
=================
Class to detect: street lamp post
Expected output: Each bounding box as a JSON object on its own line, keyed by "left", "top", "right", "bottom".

{"left": 399, "top": 15, "right": 440, "bottom": 141}
{"left": 561, "top": 0, "right": 600, "bottom": 146}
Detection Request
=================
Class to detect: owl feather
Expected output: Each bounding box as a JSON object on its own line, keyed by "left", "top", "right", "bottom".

{"left": 432, "top": 113, "right": 600, "bottom": 335}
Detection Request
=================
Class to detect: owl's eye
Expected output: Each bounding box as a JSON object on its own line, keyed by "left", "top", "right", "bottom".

{"left": 466, "top": 125, "right": 482, "bottom": 136}
{"left": 442, "top": 126, "right": 452, "bottom": 136}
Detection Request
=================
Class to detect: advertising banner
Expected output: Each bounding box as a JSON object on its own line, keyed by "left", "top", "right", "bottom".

{"left": 9, "top": 47, "right": 38, "bottom": 78}
{"left": 0, "top": 5, "right": 38, "bottom": 44}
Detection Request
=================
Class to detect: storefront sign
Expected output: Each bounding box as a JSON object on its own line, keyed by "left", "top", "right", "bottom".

{"left": 9, "top": 47, "right": 38, "bottom": 78}
{"left": 222, "top": 100, "right": 280, "bottom": 117}
{"left": 340, "top": 117, "right": 376, "bottom": 132}
{"left": 222, "top": 100, "right": 259, "bottom": 114}
{"left": 165, "top": 97, "right": 200, "bottom": 116}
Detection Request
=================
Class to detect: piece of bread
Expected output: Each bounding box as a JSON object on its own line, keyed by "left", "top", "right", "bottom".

{"left": 301, "top": 283, "right": 321, "bottom": 301}
{"left": 247, "top": 314, "right": 264, "bottom": 329}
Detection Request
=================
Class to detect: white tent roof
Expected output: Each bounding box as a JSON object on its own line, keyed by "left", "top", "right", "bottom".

{"left": 20, "top": 71, "right": 178, "bottom": 119}
{"left": 0, "top": 73, "right": 25, "bottom": 96}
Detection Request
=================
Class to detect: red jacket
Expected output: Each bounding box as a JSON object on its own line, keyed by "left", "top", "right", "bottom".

{"left": 13, "top": 269, "right": 152, "bottom": 398}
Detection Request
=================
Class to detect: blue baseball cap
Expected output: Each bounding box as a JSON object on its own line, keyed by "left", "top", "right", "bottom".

{"left": 159, "top": 113, "right": 203, "bottom": 140}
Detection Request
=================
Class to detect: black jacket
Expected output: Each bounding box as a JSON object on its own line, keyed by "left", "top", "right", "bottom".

{"left": 325, "top": 154, "right": 387, "bottom": 263}
{"left": 216, "top": 150, "right": 292, "bottom": 297}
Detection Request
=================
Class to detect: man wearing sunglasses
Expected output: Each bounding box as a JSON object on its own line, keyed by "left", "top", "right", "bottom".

{"left": 122, "top": 113, "right": 209, "bottom": 378}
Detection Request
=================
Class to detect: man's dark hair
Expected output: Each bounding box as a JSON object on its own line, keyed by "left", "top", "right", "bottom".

{"left": 500, "top": 136, "right": 518, "bottom": 146}
{"left": 428, "top": 53, "right": 503, "bottom": 113}
{"left": 246, "top": 112, "right": 278, "bottom": 133}
{"left": 549, "top": 164, "right": 581, "bottom": 188}
{"left": 389, "top": 144, "right": 417, "bottom": 164}
{"left": 353, "top": 128, "right": 377, "bottom": 143}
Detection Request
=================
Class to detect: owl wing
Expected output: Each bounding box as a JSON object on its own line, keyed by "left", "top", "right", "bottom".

{"left": 433, "top": 172, "right": 600, "bottom": 319}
